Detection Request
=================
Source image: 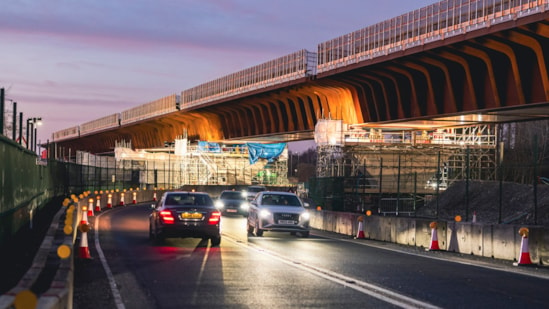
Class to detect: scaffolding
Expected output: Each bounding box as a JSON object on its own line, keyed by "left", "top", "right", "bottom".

{"left": 314, "top": 121, "right": 498, "bottom": 196}
{"left": 74, "top": 139, "right": 290, "bottom": 190}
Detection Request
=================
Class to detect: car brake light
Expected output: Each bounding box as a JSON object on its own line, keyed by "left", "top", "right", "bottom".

{"left": 208, "top": 211, "right": 221, "bottom": 225}
{"left": 159, "top": 210, "right": 175, "bottom": 224}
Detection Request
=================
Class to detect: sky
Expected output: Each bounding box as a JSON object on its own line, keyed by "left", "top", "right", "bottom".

{"left": 0, "top": 0, "right": 437, "bottom": 150}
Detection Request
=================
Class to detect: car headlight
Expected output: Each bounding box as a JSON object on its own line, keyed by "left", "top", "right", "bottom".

{"left": 259, "top": 209, "right": 271, "bottom": 219}
{"left": 301, "top": 211, "right": 310, "bottom": 221}
{"left": 240, "top": 202, "right": 250, "bottom": 211}
{"left": 215, "top": 200, "right": 224, "bottom": 209}
{"left": 241, "top": 191, "right": 247, "bottom": 198}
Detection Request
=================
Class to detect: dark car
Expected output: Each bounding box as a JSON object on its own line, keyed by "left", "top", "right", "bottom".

{"left": 247, "top": 191, "right": 310, "bottom": 237}
{"left": 242, "top": 185, "right": 267, "bottom": 201}
{"left": 215, "top": 190, "right": 249, "bottom": 216}
{"left": 149, "top": 191, "right": 221, "bottom": 246}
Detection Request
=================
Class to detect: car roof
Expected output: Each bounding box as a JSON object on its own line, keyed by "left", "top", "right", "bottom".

{"left": 165, "top": 191, "right": 209, "bottom": 195}
{"left": 219, "top": 191, "right": 244, "bottom": 198}
{"left": 259, "top": 191, "right": 296, "bottom": 196}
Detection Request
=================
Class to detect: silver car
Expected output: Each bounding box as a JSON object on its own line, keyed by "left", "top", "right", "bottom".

{"left": 247, "top": 191, "right": 310, "bottom": 237}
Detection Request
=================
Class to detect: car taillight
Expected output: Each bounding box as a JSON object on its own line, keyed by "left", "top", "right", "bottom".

{"left": 208, "top": 211, "right": 221, "bottom": 225}
{"left": 159, "top": 210, "right": 175, "bottom": 224}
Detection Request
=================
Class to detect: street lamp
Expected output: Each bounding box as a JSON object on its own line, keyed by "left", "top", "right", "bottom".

{"left": 26, "top": 117, "right": 42, "bottom": 153}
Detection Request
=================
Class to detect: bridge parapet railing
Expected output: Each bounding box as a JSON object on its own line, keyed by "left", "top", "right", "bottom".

{"left": 120, "top": 94, "right": 179, "bottom": 126}
{"left": 79, "top": 113, "right": 119, "bottom": 136}
{"left": 181, "top": 49, "right": 317, "bottom": 109}
{"left": 318, "top": 0, "right": 547, "bottom": 74}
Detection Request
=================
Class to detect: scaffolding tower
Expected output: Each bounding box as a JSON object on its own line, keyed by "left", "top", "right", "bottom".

{"left": 315, "top": 122, "right": 498, "bottom": 194}
{"left": 75, "top": 139, "right": 290, "bottom": 190}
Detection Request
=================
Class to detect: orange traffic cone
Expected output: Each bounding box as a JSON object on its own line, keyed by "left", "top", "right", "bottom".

{"left": 355, "top": 216, "right": 365, "bottom": 239}
{"left": 119, "top": 193, "right": 125, "bottom": 206}
{"left": 78, "top": 222, "right": 92, "bottom": 259}
{"left": 132, "top": 191, "right": 137, "bottom": 204}
{"left": 429, "top": 222, "right": 440, "bottom": 251}
{"left": 514, "top": 227, "right": 533, "bottom": 266}
{"left": 153, "top": 192, "right": 157, "bottom": 201}
{"left": 107, "top": 194, "right": 112, "bottom": 209}
{"left": 80, "top": 206, "right": 89, "bottom": 225}
{"left": 95, "top": 196, "right": 101, "bottom": 212}
{"left": 87, "top": 199, "right": 94, "bottom": 217}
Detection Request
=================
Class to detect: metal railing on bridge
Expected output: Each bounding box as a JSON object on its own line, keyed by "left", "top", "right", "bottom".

{"left": 180, "top": 49, "right": 317, "bottom": 109}
{"left": 318, "top": 0, "right": 547, "bottom": 73}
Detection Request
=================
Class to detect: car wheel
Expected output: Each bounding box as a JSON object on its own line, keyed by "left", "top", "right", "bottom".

{"left": 255, "top": 222, "right": 263, "bottom": 237}
{"left": 300, "top": 231, "right": 310, "bottom": 238}
{"left": 152, "top": 227, "right": 165, "bottom": 243}
{"left": 149, "top": 224, "right": 154, "bottom": 240}
{"left": 247, "top": 223, "right": 254, "bottom": 235}
{"left": 210, "top": 236, "right": 221, "bottom": 246}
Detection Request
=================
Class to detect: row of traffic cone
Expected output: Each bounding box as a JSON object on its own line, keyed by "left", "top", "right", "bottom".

{"left": 78, "top": 191, "right": 158, "bottom": 260}
{"left": 89, "top": 191, "right": 158, "bottom": 215}
{"left": 86, "top": 193, "right": 130, "bottom": 218}
{"left": 427, "top": 222, "right": 534, "bottom": 266}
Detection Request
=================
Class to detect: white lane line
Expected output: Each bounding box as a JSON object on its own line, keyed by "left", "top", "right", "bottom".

{"left": 94, "top": 212, "right": 126, "bottom": 309}
{"left": 191, "top": 245, "right": 212, "bottom": 305}
{"left": 225, "top": 236, "right": 440, "bottom": 309}
{"left": 320, "top": 233, "right": 549, "bottom": 280}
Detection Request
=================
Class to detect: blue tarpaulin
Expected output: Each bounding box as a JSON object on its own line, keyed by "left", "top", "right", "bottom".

{"left": 247, "top": 143, "right": 286, "bottom": 165}
{"left": 198, "top": 141, "right": 221, "bottom": 153}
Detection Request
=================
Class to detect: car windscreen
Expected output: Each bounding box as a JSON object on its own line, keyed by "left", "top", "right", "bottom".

{"left": 261, "top": 194, "right": 301, "bottom": 206}
{"left": 220, "top": 191, "right": 244, "bottom": 200}
{"left": 248, "top": 187, "right": 266, "bottom": 193}
{"left": 165, "top": 193, "right": 214, "bottom": 206}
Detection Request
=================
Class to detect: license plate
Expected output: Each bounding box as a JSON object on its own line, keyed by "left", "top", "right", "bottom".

{"left": 181, "top": 212, "right": 203, "bottom": 219}
{"left": 227, "top": 209, "right": 237, "bottom": 213}
{"left": 278, "top": 220, "right": 295, "bottom": 224}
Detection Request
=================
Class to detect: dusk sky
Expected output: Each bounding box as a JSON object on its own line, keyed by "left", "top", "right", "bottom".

{"left": 1, "top": 0, "right": 436, "bottom": 149}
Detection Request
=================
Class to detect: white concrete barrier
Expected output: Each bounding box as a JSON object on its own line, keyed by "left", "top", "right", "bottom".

{"left": 309, "top": 210, "right": 548, "bottom": 264}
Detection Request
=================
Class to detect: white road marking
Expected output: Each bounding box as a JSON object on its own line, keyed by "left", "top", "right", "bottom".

{"left": 94, "top": 212, "right": 126, "bottom": 309}
{"left": 320, "top": 233, "right": 549, "bottom": 280}
{"left": 191, "top": 245, "right": 212, "bottom": 305}
{"left": 225, "top": 236, "right": 441, "bottom": 309}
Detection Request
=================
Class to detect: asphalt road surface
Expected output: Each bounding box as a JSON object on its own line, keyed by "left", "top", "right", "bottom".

{"left": 74, "top": 204, "right": 549, "bottom": 309}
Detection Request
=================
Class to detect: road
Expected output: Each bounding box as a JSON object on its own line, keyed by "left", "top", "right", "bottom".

{"left": 74, "top": 204, "right": 549, "bottom": 309}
